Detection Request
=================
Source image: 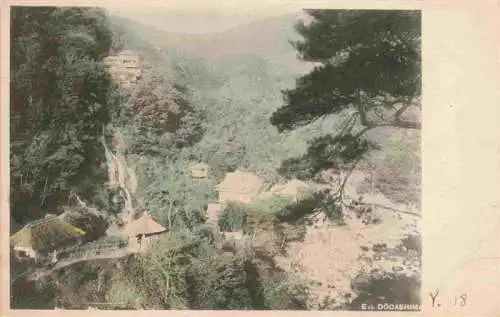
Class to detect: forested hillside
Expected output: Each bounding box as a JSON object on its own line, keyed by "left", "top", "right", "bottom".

{"left": 10, "top": 7, "right": 204, "bottom": 230}
{"left": 10, "top": 7, "right": 207, "bottom": 308}
{"left": 10, "top": 8, "right": 421, "bottom": 310}
{"left": 10, "top": 7, "right": 114, "bottom": 227}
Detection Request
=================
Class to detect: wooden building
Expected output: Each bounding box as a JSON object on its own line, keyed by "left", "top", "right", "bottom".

{"left": 103, "top": 50, "right": 142, "bottom": 88}
{"left": 189, "top": 162, "right": 209, "bottom": 179}
{"left": 122, "top": 211, "right": 167, "bottom": 252}
{"left": 10, "top": 215, "right": 86, "bottom": 263}
{"left": 215, "top": 170, "right": 266, "bottom": 204}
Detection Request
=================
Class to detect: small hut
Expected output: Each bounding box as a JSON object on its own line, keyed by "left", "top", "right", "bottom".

{"left": 10, "top": 215, "right": 86, "bottom": 263}
{"left": 215, "top": 170, "right": 266, "bottom": 204}
{"left": 122, "top": 211, "right": 167, "bottom": 252}
{"left": 190, "top": 162, "right": 209, "bottom": 179}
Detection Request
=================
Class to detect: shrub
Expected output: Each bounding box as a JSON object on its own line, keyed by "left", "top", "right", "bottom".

{"left": 252, "top": 196, "right": 294, "bottom": 216}
{"left": 218, "top": 202, "right": 249, "bottom": 232}
{"left": 188, "top": 252, "right": 256, "bottom": 309}
{"left": 250, "top": 191, "right": 344, "bottom": 227}
{"left": 400, "top": 234, "right": 421, "bottom": 255}
{"left": 275, "top": 192, "right": 323, "bottom": 223}
{"left": 261, "top": 279, "right": 308, "bottom": 310}
{"left": 187, "top": 247, "right": 308, "bottom": 310}
{"left": 119, "top": 231, "right": 208, "bottom": 309}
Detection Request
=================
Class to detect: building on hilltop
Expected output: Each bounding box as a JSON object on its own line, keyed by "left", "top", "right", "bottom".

{"left": 122, "top": 211, "right": 167, "bottom": 252}
{"left": 10, "top": 215, "right": 86, "bottom": 263}
{"left": 103, "top": 50, "right": 142, "bottom": 88}
{"left": 215, "top": 170, "right": 266, "bottom": 204}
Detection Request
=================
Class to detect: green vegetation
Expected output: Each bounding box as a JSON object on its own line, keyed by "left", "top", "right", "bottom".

{"left": 272, "top": 10, "right": 421, "bottom": 132}
{"left": 218, "top": 203, "right": 249, "bottom": 232}
{"left": 10, "top": 6, "right": 310, "bottom": 310}
{"left": 10, "top": 8, "right": 421, "bottom": 310}
{"left": 271, "top": 10, "right": 421, "bottom": 180}
{"left": 10, "top": 218, "right": 86, "bottom": 253}
{"left": 275, "top": 192, "right": 344, "bottom": 224}
{"left": 10, "top": 7, "right": 115, "bottom": 224}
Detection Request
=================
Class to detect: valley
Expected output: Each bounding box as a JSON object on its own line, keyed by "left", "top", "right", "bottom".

{"left": 9, "top": 7, "right": 421, "bottom": 310}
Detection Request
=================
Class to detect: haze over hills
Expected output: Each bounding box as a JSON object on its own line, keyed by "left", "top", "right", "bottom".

{"left": 110, "top": 12, "right": 313, "bottom": 73}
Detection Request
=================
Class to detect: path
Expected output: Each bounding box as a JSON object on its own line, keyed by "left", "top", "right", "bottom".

{"left": 25, "top": 242, "right": 137, "bottom": 281}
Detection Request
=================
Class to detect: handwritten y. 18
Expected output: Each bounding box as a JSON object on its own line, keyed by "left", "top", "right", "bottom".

{"left": 429, "top": 290, "right": 467, "bottom": 307}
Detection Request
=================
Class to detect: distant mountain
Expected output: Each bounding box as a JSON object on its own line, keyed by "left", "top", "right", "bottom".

{"left": 110, "top": 13, "right": 313, "bottom": 73}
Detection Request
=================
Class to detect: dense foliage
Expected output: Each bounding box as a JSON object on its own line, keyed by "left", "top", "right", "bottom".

{"left": 270, "top": 10, "right": 421, "bottom": 179}
{"left": 10, "top": 8, "right": 421, "bottom": 310}
{"left": 10, "top": 7, "right": 115, "bottom": 224}
{"left": 271, "top": 10, "right": 421, "bottom": 132}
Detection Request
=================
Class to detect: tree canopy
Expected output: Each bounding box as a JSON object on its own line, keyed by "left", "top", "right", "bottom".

{"left": 10, "top": 7, "right": 114, "bottom": 223}
{"left": 271, "top": 10, "right": 421, "bottom": 133}
{"left": 271, "top": 10, "right": 421, "bottom": 179}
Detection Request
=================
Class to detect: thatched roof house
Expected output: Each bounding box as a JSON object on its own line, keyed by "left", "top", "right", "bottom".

{"left": 122, "top": 212, "right": 166, "bottom": 237}
{"left": 122, "top": 212, "right": 167, "bottom": 252}
{"left": 10, "top": 215, "right": 86, "bottom": 258}
{"left": 190, "top": 162, "right": 209, "bottom": 179}
{"left": 215, "top": 170, "right": 266, "bottom": 204}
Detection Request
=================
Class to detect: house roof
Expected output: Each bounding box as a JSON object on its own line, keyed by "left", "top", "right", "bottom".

{"left": 10, "top": 216, "right": 86, "bottom": 251}
{"left": 215, "top": 170, "right": 266, "bottom": 194}
{"left": 122, "top": 212, "right": 166, "bottom": 237}
{"left": 191, "top": 162, "right": 208, "bottom": 170}
{"left": 272, "top": 179, "right": 311, "bottom": 196}
{"left": 255, "top": 179, "right": 312, "bottom": 201}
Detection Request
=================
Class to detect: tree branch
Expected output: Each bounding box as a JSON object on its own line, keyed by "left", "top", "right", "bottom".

{"left": 356, "top": 100, "right": 421, "bottom": 131}
{"left": 321, "top": 158, "right": 422, "bottom": 219}
{"left": 360, "top": 95, "right": 421, "bottom": 130}
{"left": 354, "top": 126, "right": 374, "bottom": 139}
{"left": 338, "top": 111, "right": 360, "bottom": 135}
{"left": 357, "top": 103, "right": 372, "bottom": 128}
{"left": 351, "top": 200, "right": 422, "bottom": 218}
{"left": 394, "top": 99, "right": 412, "bottom": 121}
{"left": 391, "top": 119, "right": 421, "bottom": 129}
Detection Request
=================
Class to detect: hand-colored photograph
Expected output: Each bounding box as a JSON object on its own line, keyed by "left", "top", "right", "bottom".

{"left": 9, "top": 5, "right": 421, "bottom": 310}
